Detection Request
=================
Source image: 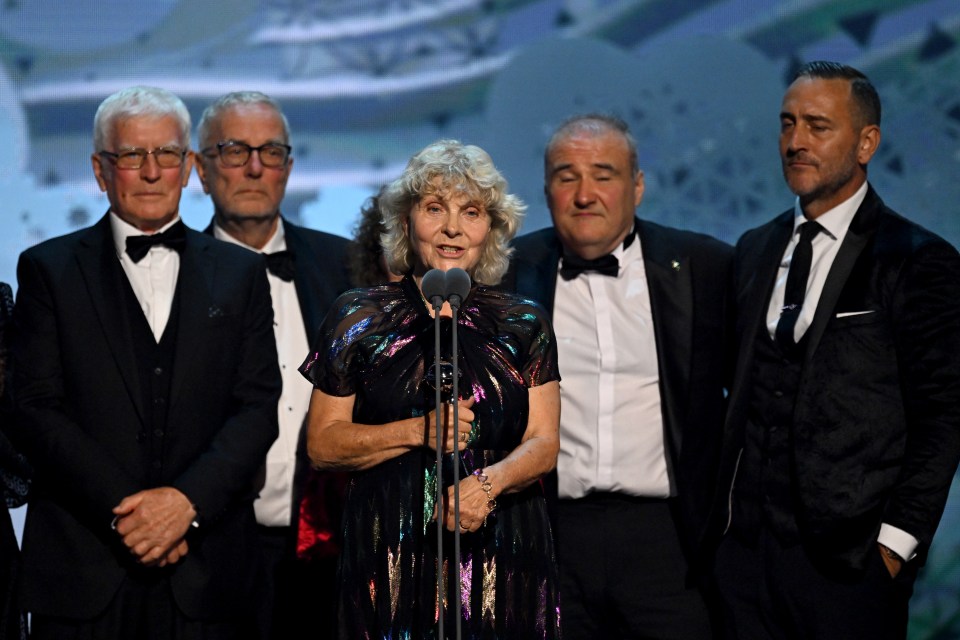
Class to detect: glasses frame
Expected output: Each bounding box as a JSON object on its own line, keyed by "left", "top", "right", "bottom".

{"left": 201, "top": 140, "right": 292, "bottom": 168}
{"left": 98, "top": 146, "right": 187, "bottom": 170}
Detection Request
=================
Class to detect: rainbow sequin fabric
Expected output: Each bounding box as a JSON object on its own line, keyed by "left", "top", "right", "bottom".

{"left": 301, "top": 276, "right": 562, "bottom": 639}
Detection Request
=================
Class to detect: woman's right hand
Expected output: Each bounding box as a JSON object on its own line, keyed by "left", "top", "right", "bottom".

{"left": 423, "top": 396, "right": 475, "bottom": 453}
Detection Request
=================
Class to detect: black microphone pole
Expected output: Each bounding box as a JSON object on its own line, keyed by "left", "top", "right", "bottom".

{"left": 445, "top": 267, "right": 471, "bottom": 640}
{"left": 420, "top": 268, "right": 447, "bottom": 640}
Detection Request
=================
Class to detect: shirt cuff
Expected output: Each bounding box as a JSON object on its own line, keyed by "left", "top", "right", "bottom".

{"left": 878, "top": 523, "right": 918, "bottom": 561}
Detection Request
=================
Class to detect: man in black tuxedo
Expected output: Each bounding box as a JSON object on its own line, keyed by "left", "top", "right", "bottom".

{"left": 504, "top": 114, "right": 732, "bottom": 639}
{"left": 710, "top": 61, "right": 960, "bottom": 639}
{"left": 11, "top": 86, "right": 281, "bottom": 639}
{"left": 195, "top": 91, "right": 351, "bottom": 639}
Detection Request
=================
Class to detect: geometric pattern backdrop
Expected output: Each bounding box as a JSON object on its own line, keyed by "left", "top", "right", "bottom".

{"left": 2, "top": 2, "right": 959, "bottom": 636}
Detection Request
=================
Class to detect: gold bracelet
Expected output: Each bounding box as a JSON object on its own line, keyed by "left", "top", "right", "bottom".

{"left": 473, "top": 468, "right": 497, "bottom": 525}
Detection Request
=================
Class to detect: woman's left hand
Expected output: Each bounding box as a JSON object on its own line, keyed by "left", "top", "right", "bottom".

{"left": 441, "top": 472, "right": 496, "bottom": 533}
{"left": 437, "top": 380, "right": 560, "bottom": 534}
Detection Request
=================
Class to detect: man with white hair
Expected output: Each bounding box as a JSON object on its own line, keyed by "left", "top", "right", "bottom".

{"left": 11, "top": 86, "right": 280, "bottom": 639}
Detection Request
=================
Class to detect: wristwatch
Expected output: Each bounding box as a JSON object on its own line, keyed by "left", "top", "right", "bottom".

{"left": 878, "top": 543, "right": 904, "bottom": 564}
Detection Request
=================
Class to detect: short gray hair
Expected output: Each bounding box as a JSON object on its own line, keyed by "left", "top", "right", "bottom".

{"left": 93, "top": 86, "right": 190, "bottom": 151}
{"left": 545, "top": 113, "right": 639, "bottom": 176}
{"left": 380, "top": 140, "right": 525, "bottom": 286}
{"left": 197, "top": 91, "right": 291, "bottom": 149}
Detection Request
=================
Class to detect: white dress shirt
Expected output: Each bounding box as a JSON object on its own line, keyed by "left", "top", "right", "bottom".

{"left": 763, "top": 181, "right": 917, "bottom": 561}
{"left": 215, "top": 219, "right": 311, "bottom": 527}
{"left": 110, "top": 213, "right": 180, "bottom": 341}
{"left": 765, "top": 182, "right": 865, "bottom": 341}
{"left": 553, "top": 234, "right": 672, "bottom": 500}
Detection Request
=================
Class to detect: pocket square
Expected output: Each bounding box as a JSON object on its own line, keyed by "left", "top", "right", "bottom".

{"left": 836, "top": 310, "right": 876, "bottom": 318}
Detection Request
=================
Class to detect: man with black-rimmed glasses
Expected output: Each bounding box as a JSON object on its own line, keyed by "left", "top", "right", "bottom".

{"left": 196, "top": 91, "right": 351, "bottom": 640}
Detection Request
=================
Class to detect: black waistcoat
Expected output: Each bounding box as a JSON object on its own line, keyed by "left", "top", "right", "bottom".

{"left": 730, "top": 326, "right": 807, "bottom": 546}
{"left": 118, "top": 272, "right": 181, "bottom": 487}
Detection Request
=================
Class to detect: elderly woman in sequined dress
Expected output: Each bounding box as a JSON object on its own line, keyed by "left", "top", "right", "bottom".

{"left": 300, "top": 140, "right": 561, "bottom": 639}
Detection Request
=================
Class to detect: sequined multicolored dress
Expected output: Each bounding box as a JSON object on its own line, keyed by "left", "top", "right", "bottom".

{"left": 300, "top": 276, "right": 561, "bottom": 639}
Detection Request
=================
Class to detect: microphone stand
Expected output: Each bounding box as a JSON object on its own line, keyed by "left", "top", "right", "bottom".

{"left": 420, "top": 269, "right": 446, "bottom": 640}
{"left": 445, "top": 268, "right": 471, "bottom": 640}
{"left": 450, "top": 298, "right": 463, "bottom": 640}
{"left": 424, "top": 268, "right": 470, "bottom": 640}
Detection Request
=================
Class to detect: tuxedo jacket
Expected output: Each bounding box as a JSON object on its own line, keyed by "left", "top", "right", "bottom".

{"left": 11, "top": 214, "right": 282, "bottom": 620}
{"left": 203, "top": 216, "right": 351, "bottom": 533}
{"left": 503, "top": 217, "right": 733, "bottom": 564}
{"left": 713, "top": 186, "right": 960, "bottom": 572}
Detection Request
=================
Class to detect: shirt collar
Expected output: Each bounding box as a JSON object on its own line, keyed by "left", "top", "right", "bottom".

{"left": 213, "top": 216, "right": 287, "bottom": 254}
{"left": 792, "top": 181, "right": 867, "bottom": 241}
{"left": 613, "top": 224, "right": 643, "bottom": 266}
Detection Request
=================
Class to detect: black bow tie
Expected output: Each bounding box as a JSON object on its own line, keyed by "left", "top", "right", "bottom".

{"left": 125, "top": 221, "right": 187, "bottom": 263}
{"left": 558, "top": 229, "right": 636, "bottom": 280}
{"left": 560, "top": 253, "right": 619, "bottom": 280}
{"left": 264, "top": 250, "right": 295, "bottom": 282}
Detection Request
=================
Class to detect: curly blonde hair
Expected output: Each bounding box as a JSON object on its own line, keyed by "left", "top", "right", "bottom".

{"left": 379, "top": 140, "right": 525, "bottom": 286}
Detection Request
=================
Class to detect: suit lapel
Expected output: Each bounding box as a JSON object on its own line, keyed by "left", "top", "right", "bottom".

{"left": 284, "top": 220, "right": 328, "bottom": 336}
{"left": 727, "top": 212, "right": 794, "bottom": 416}
{"left": 75, "top": 214, "right": 146, "bottom": 426}
{"left": 638, "top": 219, "right": 692, "bottom": 461}
{"left": 802, "top": 189, "right": 881, "bottom": 363}
{"left": 739, "top": 213, "right": 794, "bottom": 341}
{"left": 169, "top": 232, "right": 217, "bottom": 409}
{"left": 515, "top": 231, "right": 561, "bottom": 316}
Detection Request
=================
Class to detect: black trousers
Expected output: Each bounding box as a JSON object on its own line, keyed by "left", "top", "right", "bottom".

{"left": 557, "top": 494, "right": 712, "bottom": 640}
{"left": 713, "top": 528, "right": 915, "bottom": 640}
{"left": 30, "top": 574, "right": 256, "bottom": 640}
{"left": 1, "top": 508, "right": 25, "bottom": 640}
{"left": 255, "top": 525, "right": 339, "bottom": 640}
{"left": 255, "top": 525, "right": 338, "bottom": 640}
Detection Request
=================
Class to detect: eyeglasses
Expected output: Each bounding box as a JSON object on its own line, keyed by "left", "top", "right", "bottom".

{"left": 201, "top": 141, "right": 292, "bottom": 168}
{"left": 98, "top": 147, "right": 187, "bottom": 170}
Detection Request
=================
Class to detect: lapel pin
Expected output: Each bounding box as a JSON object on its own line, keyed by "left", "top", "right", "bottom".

{"left": 670, "top": 259, "right": 681, "bottom": 271}
{"left": 208, "top": 305, "right": 223, "bottom": 318}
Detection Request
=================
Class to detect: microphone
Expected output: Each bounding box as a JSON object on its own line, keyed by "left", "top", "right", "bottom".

{"left": 445, "top": 268, "right": 471, "bottom": 308}
{"left": 421, "top": 269, "right": 446, "bottom": 309}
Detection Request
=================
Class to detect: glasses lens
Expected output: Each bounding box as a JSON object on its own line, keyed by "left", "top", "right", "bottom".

{"left": 108, "top": 148, "right": 184, "bottom": 169}
{"left": 115, "top": 151, "right": 146, "bottom": 169}
{"left": 154, "top": 148, "right": 185, "bottom": 168}
{"left": 258, "top": 144, "right": 290, "bottom": 167}
{"left": 220, "top": 143, "right": 250, "bottom": 167}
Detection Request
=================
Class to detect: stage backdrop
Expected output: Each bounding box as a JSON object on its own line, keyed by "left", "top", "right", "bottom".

{"left": 2, "top": 2, "right": 959, "bottom": 636}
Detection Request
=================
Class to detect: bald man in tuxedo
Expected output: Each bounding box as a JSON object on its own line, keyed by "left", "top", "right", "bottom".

{"left": 505, "top": 114, "right": 732, "bottom": 639}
